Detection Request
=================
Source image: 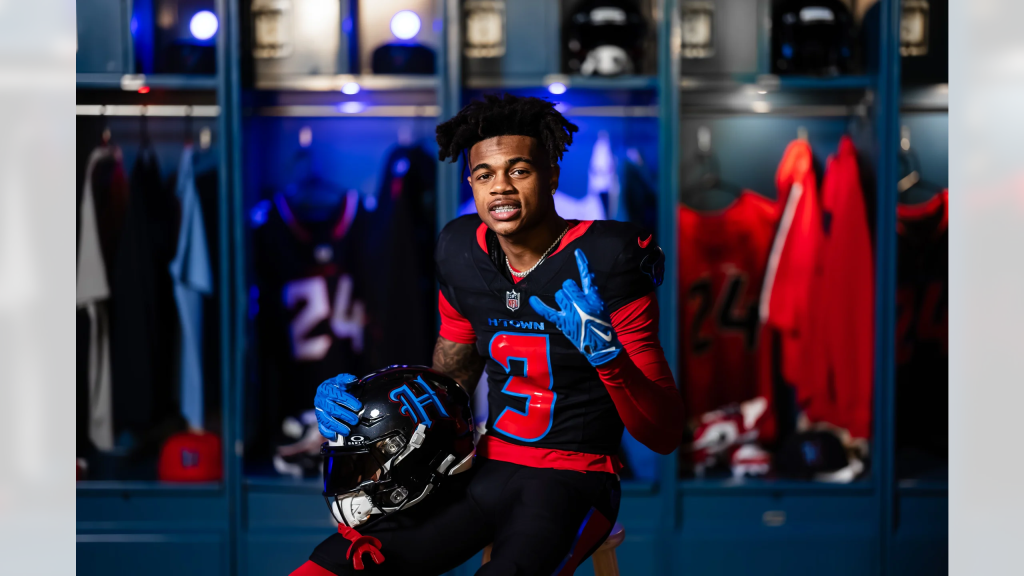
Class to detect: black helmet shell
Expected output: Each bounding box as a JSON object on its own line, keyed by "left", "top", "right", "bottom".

{"left": 321, "top": 366, "right": 474, "bottom": 519}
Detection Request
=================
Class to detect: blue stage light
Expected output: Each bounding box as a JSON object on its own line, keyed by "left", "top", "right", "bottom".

{"left": 390, "top": 10, "right": 421, "bottom": 40}
{"left": 341, "top": 82, "right": 361, "bottom": 95}
{"left": 190, "top": 10, "right": 219, "bottom": 41}
{"left": 547, "top": 82, "right": 567, "bottom": 95}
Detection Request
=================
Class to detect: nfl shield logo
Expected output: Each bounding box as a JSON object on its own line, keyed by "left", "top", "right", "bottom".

{"left": 506, "top": 289, "right": 520, "bottom": 312}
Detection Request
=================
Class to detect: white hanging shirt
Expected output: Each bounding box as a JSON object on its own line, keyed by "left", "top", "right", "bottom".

{"left": 77, "top": 147, "right": 115, "bottom": 451}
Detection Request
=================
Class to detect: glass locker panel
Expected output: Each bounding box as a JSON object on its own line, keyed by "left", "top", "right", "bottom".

{"left": 76, "top": 95, "right": 224, "bottom": 483}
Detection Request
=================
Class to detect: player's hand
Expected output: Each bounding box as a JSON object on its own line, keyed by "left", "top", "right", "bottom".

{"left": 314, "top": 373, "right": 362, "bottom": 441}
{"left": 529, "top": 249, "right": 623, "bottom": 367}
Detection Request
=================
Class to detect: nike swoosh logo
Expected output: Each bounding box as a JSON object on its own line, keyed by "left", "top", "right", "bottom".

{"left": 591, "top": 326, "right": 614, "bottom": 342}
{"left": 638, "top": 234, "right": 652, "bottom": 248}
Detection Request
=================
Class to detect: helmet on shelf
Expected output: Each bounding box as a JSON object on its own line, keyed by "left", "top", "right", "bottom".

{"left": 772, "top": 0, "right": 856, "bottom": 76}
{"left": 564, "top": 0, "right": 648, "bottom": 76}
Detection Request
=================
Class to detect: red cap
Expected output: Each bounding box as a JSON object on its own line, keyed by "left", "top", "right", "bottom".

{"left": 158, "top": 431, "right": 223, "bottom": 482}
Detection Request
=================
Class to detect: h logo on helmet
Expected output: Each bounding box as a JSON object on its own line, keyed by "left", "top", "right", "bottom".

{"left": 389, "top": 376, "right": 450, "bottom": 428}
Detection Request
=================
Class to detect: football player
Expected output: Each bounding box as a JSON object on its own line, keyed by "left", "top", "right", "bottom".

{"left": 294, "top": 94, "right": 683, "bottom": 575}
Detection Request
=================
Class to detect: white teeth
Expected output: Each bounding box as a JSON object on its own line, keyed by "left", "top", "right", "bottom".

{"left": 492, "top": 206, "right": 518, "bottom": 213}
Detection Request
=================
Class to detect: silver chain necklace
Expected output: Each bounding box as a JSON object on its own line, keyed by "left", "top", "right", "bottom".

{"left": 506, "top": 224, "right": 571, "bottom": 279}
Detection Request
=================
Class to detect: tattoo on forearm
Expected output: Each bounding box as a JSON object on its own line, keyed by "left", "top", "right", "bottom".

{"left": 432, "top": 336, "right": 485, "bottom": 395}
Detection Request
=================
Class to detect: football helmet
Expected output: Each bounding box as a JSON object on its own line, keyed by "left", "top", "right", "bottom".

{"left": 771, "top": 0, "right": 856, "bottom": 76}
{"left": 564, "top": 0, "right": 648, "bottom": 76}
{"left": 321, "top": 366, "right": 475, "bottom": 527}
{"left": 776, "top": 429, "right": 865, "bottom": 483}
{"left": 689, "top": 396, "right": 768, "bottom": 476}
{"left": 274, "top": 410, "right": 325, "bottom": 479}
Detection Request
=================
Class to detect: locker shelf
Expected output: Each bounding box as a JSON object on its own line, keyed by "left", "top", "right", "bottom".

{"left": 465, "top": 74, "right": 658, "bottom": 91}
{"left": 253, "top": 74, "right": 439, "bottom": 92}
{"left": 77, "top": 73, "right": 218, "bottom": 91}
{"left": 680, "top": 74, "right": 874, "bottom": 92}
{"left": 678, "top": 478, "right": 874, "bottom": 495}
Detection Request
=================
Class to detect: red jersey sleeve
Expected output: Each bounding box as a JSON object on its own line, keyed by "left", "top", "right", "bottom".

{"left": 596, "top": 293, "right": 684, "bottom": 455}
{"left": 438, "top": 290, "right": 476, "bottom": 344}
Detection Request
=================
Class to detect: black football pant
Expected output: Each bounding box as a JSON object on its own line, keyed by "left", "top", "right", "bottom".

{"left": 309, "top": 458, "right": 621, "bottom": 576}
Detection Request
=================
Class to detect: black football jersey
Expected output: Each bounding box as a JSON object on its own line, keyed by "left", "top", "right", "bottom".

{"left": 895, "top": 191, "right": 948, "bottom": 460}
{"left": 252, "top": 191, "right": 369, "bottom": 422}
{"left": 435, "top": 215, "right": 663, "bottom": 455}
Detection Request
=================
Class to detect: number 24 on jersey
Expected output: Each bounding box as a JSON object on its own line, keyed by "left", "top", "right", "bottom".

{"left": 283, "top": 275, "right": 365, "bottom": 361}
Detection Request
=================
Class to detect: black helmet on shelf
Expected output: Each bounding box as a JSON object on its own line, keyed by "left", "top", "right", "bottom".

{"left": 564, "top": 0, "right": 648, "bottom": 76}
{"left": 321, "top": 365, "right": 474, "bottom": 527}
{"left": 772, "top": 0, "right": 856, "bottom": 76}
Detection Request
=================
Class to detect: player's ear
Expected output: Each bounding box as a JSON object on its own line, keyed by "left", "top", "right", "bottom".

{"left": 548, "top": 163, "right": 560, "bottom": 194}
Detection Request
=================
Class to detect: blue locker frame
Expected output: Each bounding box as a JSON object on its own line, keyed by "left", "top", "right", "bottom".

{"left": 75, "top": 0, "right": 948, "bottom": 574}
{"left": 76, "top": 0, "right": 238, "bottom": 574}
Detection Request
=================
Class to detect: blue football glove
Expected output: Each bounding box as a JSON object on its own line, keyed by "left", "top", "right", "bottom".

{"left": 529, "top": 249, "right": 623, "bottom": 367}
{"left": 314, "top": 373, "right": 362, "bottom": 441}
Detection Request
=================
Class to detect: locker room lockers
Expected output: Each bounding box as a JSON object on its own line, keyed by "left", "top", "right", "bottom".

{"left": 76, "top": 1, "right": 948, "bottom": 574}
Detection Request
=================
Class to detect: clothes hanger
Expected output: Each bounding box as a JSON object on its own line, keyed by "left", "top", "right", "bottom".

{"left": 140, "top": 105, "right": 150, "bottom": 147}
{"left": 897, "top": 125, "right": 942, "bottom": 205}
{"left": 283, "top": 125, "right": 347, "bottom": 223}
{"left": 681, "top": 126, "right": 743, "bottom": 211}
{"left": 184, "top": 105, "right": 195, "bottom": 146}
{"left": 100, "top": 105, "right": 112, "bottom": 146}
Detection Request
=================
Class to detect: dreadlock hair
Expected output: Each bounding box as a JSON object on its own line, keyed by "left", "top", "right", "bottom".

{"left": 435, "top": 93, "right": 579, "bottom": 167}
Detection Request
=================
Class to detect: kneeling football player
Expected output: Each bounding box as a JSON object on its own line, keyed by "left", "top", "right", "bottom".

{"left": 294, "top": 94, "right": 684, "bottom": 575}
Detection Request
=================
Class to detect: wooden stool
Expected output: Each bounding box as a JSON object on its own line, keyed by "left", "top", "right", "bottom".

{"left": 481, "top": 522, "right": 625, "bottom": 576}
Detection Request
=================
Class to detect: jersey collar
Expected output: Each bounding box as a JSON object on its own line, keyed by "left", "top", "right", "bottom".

{"left": 473, "top": 220, "right": 595, "bottom": 292}
{"left": 474, "top": 220, "right": 594, "bottom": 256}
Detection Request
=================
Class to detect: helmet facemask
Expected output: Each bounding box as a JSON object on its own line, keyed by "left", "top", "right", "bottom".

{"left": 323, "top": 424, "right": 469, "bottom": 527}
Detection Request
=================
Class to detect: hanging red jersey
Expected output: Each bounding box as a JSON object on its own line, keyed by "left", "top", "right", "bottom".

{"left": 804, "top": 136, "right": 874, "bottom": 441}
{"left": 759, "top": 139, "right": 822, "bottom": 389}
{"left": 896, "top": 190, "right": 948, "bottom": 458}
{"left": 678, "top": 191, "right": 780, "bottom": 438}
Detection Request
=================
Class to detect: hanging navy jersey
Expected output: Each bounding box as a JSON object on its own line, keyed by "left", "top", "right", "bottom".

{"left": 358, "top": 145, "right": 438, "bottom": 369}
{"left": 896, "top": 190, "right": 948, "bottom": 460}
{"left": 252, "top": 191, "right": 368, "bottom": 422}
{"left": 435, "top": 215, "right": 662, "bottom": 455}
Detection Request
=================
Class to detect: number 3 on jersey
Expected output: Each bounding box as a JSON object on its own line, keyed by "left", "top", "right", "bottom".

{"left": 489, "top": 332, "right": 556, "bottom": 442}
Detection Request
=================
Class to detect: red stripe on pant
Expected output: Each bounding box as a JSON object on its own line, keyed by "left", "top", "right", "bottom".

{"left": 553, "top": 507, "right": 613, "bottom": 576}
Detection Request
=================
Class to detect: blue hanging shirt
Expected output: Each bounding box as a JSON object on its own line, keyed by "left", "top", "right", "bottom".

{"left": 169, "top": 146, "right": 213, "bottom": 430}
